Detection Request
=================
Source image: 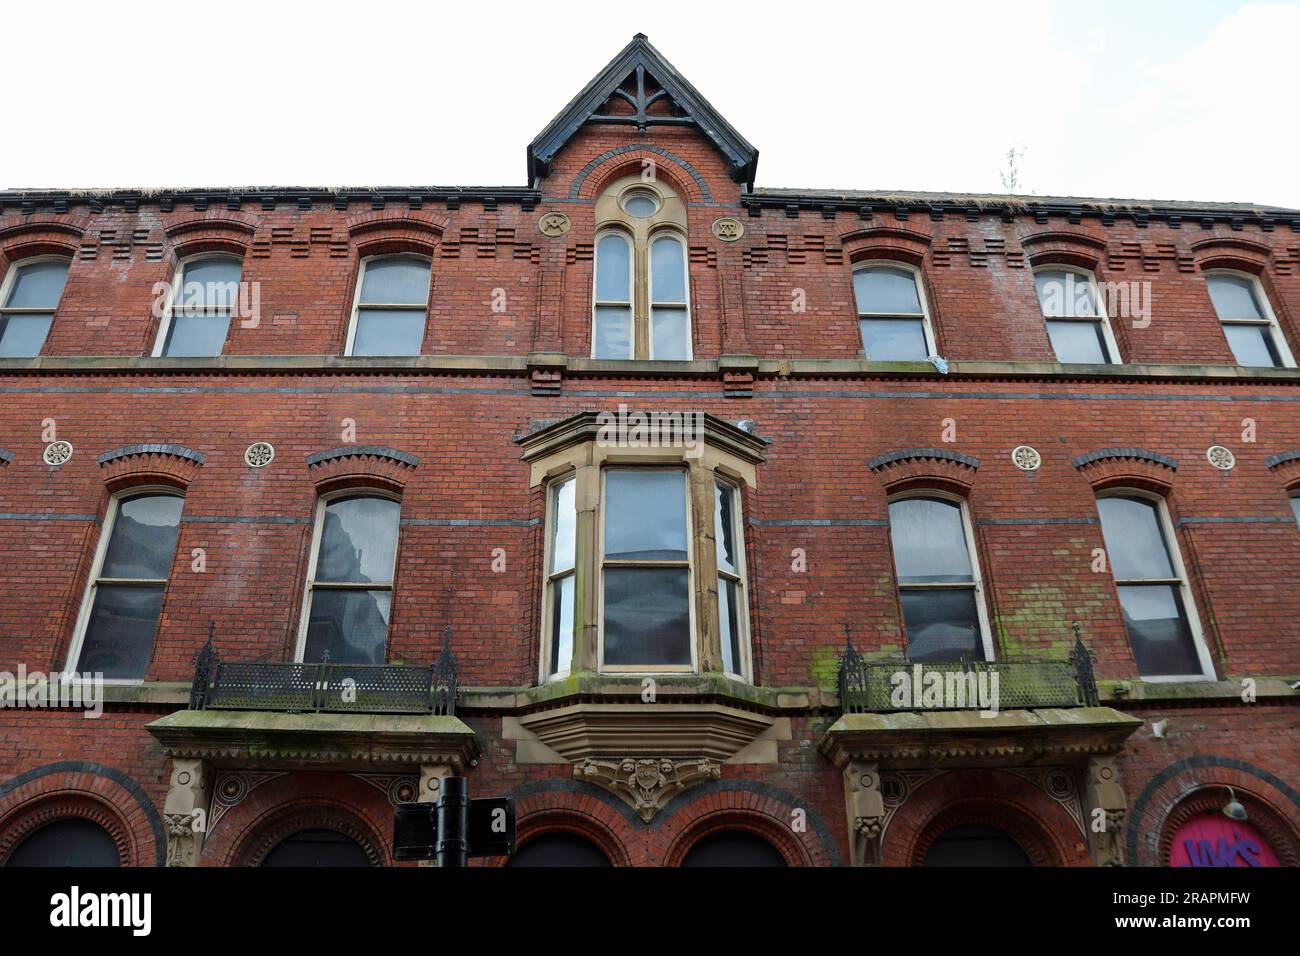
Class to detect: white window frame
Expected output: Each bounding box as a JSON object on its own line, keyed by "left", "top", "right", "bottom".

{"left": 886, "top": 491, "right": 995, "bottom": 662}
{"left": 1096, "top": 489, "right": 1215, "bottom": 682}
{"left": 1205, "top": 269, "right": 1296, "bottom": 369}
{"left": 591, "top": 228, "right": 636, "bottom": 360}
{"left": 646, "top": 228, "right": 693, "bottom": 361}
{"left": 294, "top": 490, "right": 402, "bottom": 663}
{"left": 1032, "top": 265, "right": 1122, "bottom": 364}
{"left": 65, "top": 486, "right": 184, "bottom": 685}
{"left": 714, "top": 474, "right": 751, "bottom": 680}
{"left": 853, "top": 260, "right": 938, "bottom": 361}
{"left": 0, "top": 254, "right": 71, "bottom": 357}
{"left": 343, "top": 254, "right": 432, "bottom": 357}
{"left": 540, "top": 471, "right": 577, "bottom": 682}
{"left": 596, "top": 466, "right": 698, "bottom": 675}
{"left": 151, "top": 253, "right": 242, "bottom": 358}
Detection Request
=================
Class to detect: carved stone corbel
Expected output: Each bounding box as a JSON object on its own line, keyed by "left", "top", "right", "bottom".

{"left": 1083, "top": 756, "right": 1127, "bottom": 867}
{"left": 844, "top": 761, "right": 886, "bottom": 866}
{"left": 163, "top": 758, "right": 210, "bottom": 867}
{"left": 575, "top": 757, "right": 721, "bottom": 822}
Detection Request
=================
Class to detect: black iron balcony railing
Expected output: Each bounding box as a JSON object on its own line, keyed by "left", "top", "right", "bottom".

{"left": 837, "top": 622, "right": 1100, "bottom": 715}
{"left": 188, "top": 624, "right": 460, "bottom": 717}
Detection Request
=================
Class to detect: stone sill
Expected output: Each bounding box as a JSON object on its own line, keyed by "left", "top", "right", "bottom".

{"left": 0, "top": 353, "right": 1297, "bottom": 385}
{"left": 1099, "top": 676, "right": 1300, "bottom": 704}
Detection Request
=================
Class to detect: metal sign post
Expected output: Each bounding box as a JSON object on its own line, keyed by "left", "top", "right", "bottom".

{"left": 393, "top": 777, "right": 516, "bottom": 865}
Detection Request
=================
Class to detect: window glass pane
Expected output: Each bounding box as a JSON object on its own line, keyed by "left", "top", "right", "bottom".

{"left": 551, "top": 477, "right": 576, "bottom": 572}
{"left": 593, "top": 305, "right": 632, "bottom": 358}
{"left": 315, "top": 497, "right": 400, "bottom": 583}
{"left": 1117, "top": 584, "right": 1202, "bottom": 676}
{"left": 176, "top": 258, "right": 241, "bottom": 310}
{"left": 352, "top": 309, "right": 425, "bottom": 356}
{"left": 549, "top": 575, "right": 574, "bottom": 676}
{"left": 714, "top": 482, "right": 738, "bottom": 574}
{"left": 860, "top": 318, "right": 927, "bottom": 360}
{"left": 7, "top": 819, "right": 121, "bottom": 868}
{"left": 1291, "top": 497, "right": 1300, "bottom": 529}
{"left": 5, "top": 259, "right": 69, "bottom": 308}
{"left": 0, "top": 313, "right": 54, "bottom": 357}
{"left": 1035, "top": 270, "right": 1098, "bottom": 317}
{"left": 651, "top": 307, "right": 689, "bottom": 359}
{"left": 1046, "top": 319, "right": 1109, "bottom": 364}
{"left": 1207, "top": 274, "right": 1263, "bottom": 320}
{"left": 359, "top": 257, "right": 430, "bottom": 305}
{"left": 77, "top": 584, "right": 164, "bottom": 679}
{"left": 853, "top": 267, "right": 922, "bottom": 314}
{"left": 595, "top": 234, "right": 630, "bottom": 302}
{"left": 1096, "top": 496, "right": 1175, "bottom": 580}
{"left": 718, "top": 577, "right": 742, "bottom": 674}
{"left": 303, "top": 589, "right": 391, "bottom": 665}
{"left": 603, "top": 567, "right": 690, "bottom": 665}
{"left": 900, "top": 588, "right": 983, "bottom": 662}
{"left": 163, "top": 312, "right": 231, "bottom": 357}
{"left": 1222, "top": 323, "right": 1281, "bottom": 368}
{"left": 605, "top": 470, "right": 687, "bottom": 561}
{"left": 889, "top": 498, "right": 973, "bottom": 584}
{"left": 622, "top": 192, "right": 660, "bottom": 218}
{"left": 101, "top": 495, "right": 184, "bottom": 579}
{"left": 651, "top": 236, "right": 686, "bottom": 302}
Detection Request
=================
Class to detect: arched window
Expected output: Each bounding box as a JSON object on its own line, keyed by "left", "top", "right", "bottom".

{"left": 1095, "top": 492, "right": 1212, "bottom": 679}
{"left": 923, "top": 824, "right": 1031, "bottom": 867}
{"left": 1033, "top": 266, "right": 1120, "bottom": 364}
{"left": 591, "top": 176, "right": 691, "bottom": 360}
{"left": 297, "top": 494, "right": 401, "bottom": 664}
{"left": 681, "top": 831, "right": 787, "bottom": 867}
{"left": 0, "top": 256, "right": 70, "bottom": 358}
{"left": 886, "top": 495, "right": 991, "bottom": 662}
{"left": 506, "top": 833, "right": 612, "bottom": 867}
{"left": 1206, "top": 271, "right": 1295, "bottom": 368}
{"left": 852, "top": 262, "right": 935, "bottom": 361}
{"left": 153, "top": 254, "right": 242, "bottom": 357}
{"left": 5, "top": 819, "right": 121, "bottom": 867}
{"left": 345, "top": 255, "right": 431, "bottom": 356}
{"left": 260, "top": 829, "right": 373, "bottom": 867}
{"left": 68, "top": 491, "right": 185, "bottom": 681}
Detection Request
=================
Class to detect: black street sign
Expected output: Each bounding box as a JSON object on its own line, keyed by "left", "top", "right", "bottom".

{"left": 392, "top": 779, "right": 516, "bottom": 864}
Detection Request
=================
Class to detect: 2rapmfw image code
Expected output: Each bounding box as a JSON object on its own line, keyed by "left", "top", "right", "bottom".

{"left": 0, "top": 2, "right": 1295, "bottom": 932}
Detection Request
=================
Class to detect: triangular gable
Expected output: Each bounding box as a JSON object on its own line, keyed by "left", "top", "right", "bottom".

{"left": 527, "top": 34, "right": 758, "bottom": 188}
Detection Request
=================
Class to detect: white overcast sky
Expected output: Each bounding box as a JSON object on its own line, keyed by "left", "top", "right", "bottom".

{"left": 5, "top": 0, "right": 1298, "bottom": 207}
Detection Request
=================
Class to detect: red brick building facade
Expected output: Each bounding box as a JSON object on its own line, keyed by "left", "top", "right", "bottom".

{"left": 0, "top": 36, "right": 1297, "bottom": 868}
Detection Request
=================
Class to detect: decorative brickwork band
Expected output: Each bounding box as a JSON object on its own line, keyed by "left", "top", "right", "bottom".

{"left": 1073, "top": 447, "right": 1177, "bottom": 494}
{"left": 305, "top": 445, "right": 419, "bottom": 494}
{"left": 868, "top": 447, "right": 980, "bottom": 496}
{"left": 98, "top": 442, "right": 206, "bottom": 491}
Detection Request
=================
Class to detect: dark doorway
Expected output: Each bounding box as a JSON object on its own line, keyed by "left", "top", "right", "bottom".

{"left": 6, "top": 818, "right": 121, "bottom": 867}
{"left": 260, "top": 828, "right": 373, "bottom": 867}
{"left": 923, "top": 823, "right": 1032, "bottom": 866}
{"left": 507, "top": 832, "right": 611, "bottom": 867}
{"left": 681, "top": 830, "right": 787, "bottom": 867}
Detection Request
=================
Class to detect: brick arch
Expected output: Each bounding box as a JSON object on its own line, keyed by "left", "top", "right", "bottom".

{"left": 1189, "top": 236, "right": 1272, "bottom": 274}
{"left": 202, "top": 772, "right": 395, "bottom": 867}
{"left": 345, "top": 211, "right": 447, "bottom": 258}
{"left": 657, "top": 780, "right": 839, "bottom": 867}
{"left": 1157, "top": 786, "right": 1300, "bottom": 867}
{"left": 840, "top": 226, "right": 934, "bottom": 268}
{"left": 572, "top": 145, "right": 712, "bottom": 204}
{"left": 882, "top": 769, "right": 1091, "bottom": 867}
{"left": 1073, "top": 447, "right": 1178, "bottom": 495}
{"left": 0, "top": 216, "right": 87, "bottom": 263}
{"left": 497, "top": 779, "right": 644, "bottom": 866}
{"left": 305, "top": 445, "right": 419, "bottom": 496}
{"left": 0, "top": 761, "right": 166, "bottom": 866}
{"left": 868, "top": 448, "right": 981, "bottom": 498}
{"left": 1265, "top": 450, "right": 1300, "bottom": 491}
{"left": 163, "top": 213, "right": 257, "bottom": 259}
{"left": 1126, "top": 755, "right": 1300, "bottom": 866}
{"left": 1021, "top": 229, "right": 1108, "bottom": 270}
{"left": 98, "top": 443, "right": 206, "bottom": 493}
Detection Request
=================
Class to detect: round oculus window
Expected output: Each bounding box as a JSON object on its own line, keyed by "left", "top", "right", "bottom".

{"left": 620, "top": 190, "right": 661, "bottom": 218}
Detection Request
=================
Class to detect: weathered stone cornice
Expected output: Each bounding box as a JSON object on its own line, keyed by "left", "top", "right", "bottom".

{"left": 145, "top": 709, "right": 479, "bottom": 773}
{"left": 820, "top": 706, "right": 1143, "bottom": 770}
